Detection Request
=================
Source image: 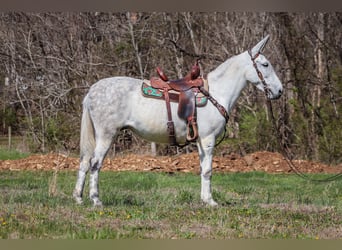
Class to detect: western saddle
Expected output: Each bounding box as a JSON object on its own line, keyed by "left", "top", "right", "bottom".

{"left": 147, "top": 60, "right": 204, "bottom": 146}
{"left": 142, "top": 60, "right": 229, "bottom": 147}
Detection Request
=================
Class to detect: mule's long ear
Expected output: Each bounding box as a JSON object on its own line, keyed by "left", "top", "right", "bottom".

{"left": 250, "top": 34, "right": 270, "bottom": 57}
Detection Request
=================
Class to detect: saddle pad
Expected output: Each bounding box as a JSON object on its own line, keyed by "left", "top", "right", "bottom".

{"left": 142, "top": 81, "right": 208, "bottom": 107}
{"left": 142, "top": 82, "right": 163, "bottom": 98}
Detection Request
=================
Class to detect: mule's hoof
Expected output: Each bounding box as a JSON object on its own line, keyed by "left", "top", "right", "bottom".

{"left": 209, "top": 200, "right": 218, "bottom": 207}
{"left": 73, "top": 193, "right": 84, "bottom": 205}
{"left": 202, "top": 198, "right": 218, "bottom": 207}
{"left": 92, "top": 199, "right": 103, "bottom": 208}
{"left": 75, "top": 196, "right": 84, "bottom": 204}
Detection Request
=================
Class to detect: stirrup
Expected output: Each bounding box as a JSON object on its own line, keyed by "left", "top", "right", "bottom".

{"left": 186, "top": 118, "right": 198, "bottom": 142}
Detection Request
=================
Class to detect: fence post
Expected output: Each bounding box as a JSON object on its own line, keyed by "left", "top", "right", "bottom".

{"left": 151, "top": 142, "right": 157, "bottom": 156}
{"left": 8, "top": 126, "right": 11, "bottom": 150}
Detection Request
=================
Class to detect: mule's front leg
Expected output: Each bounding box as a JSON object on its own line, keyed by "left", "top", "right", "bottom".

{"left": 197, "top": 135, "right": 218, "bottom": 206}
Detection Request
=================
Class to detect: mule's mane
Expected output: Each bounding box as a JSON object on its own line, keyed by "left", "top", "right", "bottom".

{"left": 209, "top": 54, "right": 240, "bottom": 82}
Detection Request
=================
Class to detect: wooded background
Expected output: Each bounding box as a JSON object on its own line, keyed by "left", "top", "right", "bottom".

{"left": 0, "top": 12, "right": 341, "bottom": 164}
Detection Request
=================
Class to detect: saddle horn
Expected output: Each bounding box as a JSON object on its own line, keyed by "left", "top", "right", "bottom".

{"left": 156, "top": 67, "right": 169, "bottom": 82}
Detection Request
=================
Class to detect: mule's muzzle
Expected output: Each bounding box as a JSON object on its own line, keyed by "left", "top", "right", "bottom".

{"left": 268, "top": 88, "right": 282, "bottom": 100}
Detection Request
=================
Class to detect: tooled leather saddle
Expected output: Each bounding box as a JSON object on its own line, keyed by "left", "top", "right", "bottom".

{"left": 143, "top": 60, "right": 204, "bottom": 146}
{"left": 142, "top": 60, "right": 229, "bottom": 147}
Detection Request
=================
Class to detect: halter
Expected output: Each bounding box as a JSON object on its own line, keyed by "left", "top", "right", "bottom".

{"left": 248, "top": 50, "right": 272, "bottom": 98}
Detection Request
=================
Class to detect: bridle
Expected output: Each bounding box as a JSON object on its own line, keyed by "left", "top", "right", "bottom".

{"left": 248, "top": 50, "right": 342, "bottom": 182}
{"left": 248, "top": 50, "right": 273, "bottom": 98}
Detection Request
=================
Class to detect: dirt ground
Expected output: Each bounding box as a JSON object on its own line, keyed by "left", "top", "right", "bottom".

{"left": 0, "top": 151, "right": 341, "bottom": 174}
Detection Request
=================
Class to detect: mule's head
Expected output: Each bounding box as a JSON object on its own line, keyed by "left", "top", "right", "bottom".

{"left": 245, "top": 35, "right": 283, "bottom": 100}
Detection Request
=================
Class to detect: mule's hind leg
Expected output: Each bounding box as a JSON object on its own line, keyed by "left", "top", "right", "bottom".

{"left": 73, "top": 155, "right": 92, "bottom": 204}
{"left": 89, "top": 136, "right": 113, "bottom": 207}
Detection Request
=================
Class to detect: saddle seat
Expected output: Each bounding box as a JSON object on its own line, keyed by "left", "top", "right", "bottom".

{"left": 151, "top": 63, "right": 203, "bottom": 91}
{"left": 148, "top": 61, "right": 205, "bottom": 145}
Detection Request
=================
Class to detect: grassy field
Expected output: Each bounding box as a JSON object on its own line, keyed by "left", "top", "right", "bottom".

{"left": 1, "top": 168, "right": 342, "bottom": 239}
{"left": 0, "top": 148, "right": 30, "bottom": 161}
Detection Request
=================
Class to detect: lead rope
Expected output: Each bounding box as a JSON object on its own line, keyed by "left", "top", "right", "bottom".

{"left": 266, "top": 99, "right": 342, "bottom": 182}
{"left": 248, "top": 50, "right": 342, "bottom": 182}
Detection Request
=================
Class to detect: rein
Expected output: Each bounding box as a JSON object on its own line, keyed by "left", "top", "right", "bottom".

{"left": 248, "top": 50, "right": 342, "bottom": 182}
{"left": 199, "top": 84, "right": 229, "bottom": 147}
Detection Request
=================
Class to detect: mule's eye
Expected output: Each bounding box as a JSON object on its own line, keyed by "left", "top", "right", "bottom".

{"left": 262, "top": 62, "right": 269, "bottom": 67}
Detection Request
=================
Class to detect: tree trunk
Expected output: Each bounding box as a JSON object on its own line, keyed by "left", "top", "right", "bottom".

{"left": 311, "top": 13, "right": 325, "bottom": 160}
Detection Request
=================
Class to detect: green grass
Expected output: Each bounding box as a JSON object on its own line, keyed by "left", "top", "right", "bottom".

{"left": 0, "top": 170, "right": 342, "bottom": 239}
{"left": 0, "top": 148, "right": 29, "bottom": 160}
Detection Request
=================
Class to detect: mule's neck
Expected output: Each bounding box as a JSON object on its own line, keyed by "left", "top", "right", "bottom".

{"left": 207, "top": 52, "right": 249, "bottom": 113}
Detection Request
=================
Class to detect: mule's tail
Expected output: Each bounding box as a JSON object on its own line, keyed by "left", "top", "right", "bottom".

{"left": 80, "top": 101, "right": 96, "bottom": 160}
